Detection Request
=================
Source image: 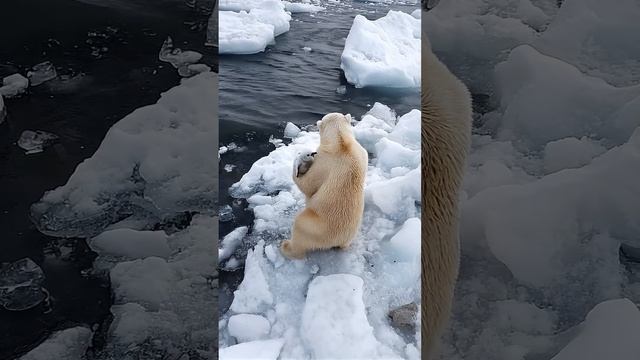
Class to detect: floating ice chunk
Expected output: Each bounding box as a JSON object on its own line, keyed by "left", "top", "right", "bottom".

{"left": 17, "top": 130, "right": 59, "bottom": 155}
{"left": 20, "top": 327, "right": 93, "bottom": 360}
{"left": 302, "top": 46, "right": 312, "bottom": 53}
{"left": 552, "top": 299, "right": 640, "bottom": 360}
{"left": 89, "top": 229, "right": 171, "bottom": 259}
{"left": 230, "top": 241, "right": 273, "bottom": 313}
{"left": 0, "top": 73, "right": 29, "bottom": 98}
{"left": 0, "top": 258, "right": 46, "bottom": 311}
{"left": 336, "top": 85, "right": 347, "bottom": 95}
{"left": 30, "top": 72, "right": 217, "bottom": 238}
{"left": 178, "top": 63, "right": 212, "bottom": 78}
{"left": 283, "top": 1, "right": 324, "bottom": 13}
{"left": 27, "top": 61, "right": 57, "bottom": 86}
{"left": 219, "top": 338, "right": 285, "bottom": 360}
{"left": 219, "top": 0, "right": 277, "bottom": 12}
{"left": 219, "top": 226, "right": 248, "bottom": 262}
{"left": 219, "top": 11, "right": 276, "bottom": 55}
{"left": 543, "top": 137, "right": 607, "bottom": 174}
{"left": 228, "top": 313, "right": 271, "bottom": 342}
{"left": 302, "top": 274, "right": 392, "bottom": 359}
{"left": 341, "top": 10, "right": 420, "bottom": 88}
{"left": 284, "top": 122, "right": 301, "bottom": 138}
{"left": 158, "top": 37, "right": 203, "bottom": 69}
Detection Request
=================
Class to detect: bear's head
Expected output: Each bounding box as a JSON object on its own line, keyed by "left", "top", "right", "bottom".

{"left": 317, "top": 112, "right": 353, "bottom": 149}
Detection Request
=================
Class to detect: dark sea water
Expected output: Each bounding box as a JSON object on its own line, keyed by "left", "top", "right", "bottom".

{"left": 218, "top": 0, "right": 421, "bottom": 312}
{"left": 0, "top": 0, "right": 215, "bottom": 357}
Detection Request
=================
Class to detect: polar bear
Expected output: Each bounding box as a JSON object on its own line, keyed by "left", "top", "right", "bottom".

{"left": 422, "top": 31, "right": 472, "bottom": 357}
{"left": 281, "top": 113, "right": 368, "bottom": 259}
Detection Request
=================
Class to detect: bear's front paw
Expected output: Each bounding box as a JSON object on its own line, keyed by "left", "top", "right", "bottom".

{"left": 294, "top": 151, "right": 317, "bottom": 178}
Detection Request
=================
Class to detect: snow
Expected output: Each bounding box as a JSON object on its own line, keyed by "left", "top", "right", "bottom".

{"left": 19, "top": 327, "right": 93, "bottom": 360}
{"left": 534, "top": 0, "right": 640, "bottom": 86}
{"left": 229, "top": 241, "right": 274, "bottom": 314}
{"left": 340, "top": 10, "right": 420, "bottom": 89}
{"left": 0, "top": 73, "right": 29, "bottom": 98}
{"left": 30, "top": 72, "right": 217, "bottom": 238}
{"left": 424, "top": 0, "right": 640, "bottom": 358}
{"left": 219, "top": 105, "right": 420, "bottom": 358}
{"left": 219, "top": 226, "right": 248, "bottom": 262}
{"left": 219, "top": 339, "right": 285, "bottom": 360}
{"left": 17, "top": 130, "right": 59, "bottom": 154}
{"left": 301, "top": 274, "right": 394, "bottom": 359}
{"left": 228, "top": 313, "right": 271, "bottom": 342}
{"left": 543, "top": 137, "right": 606, "bottom": 174}
{"left": 219, "top": 0, "right": 293, "bottom": 55}
{"left": 552, "top": 299, "right": 640, "bottom": 360}
{"left": 99, "top": 215, "right": 217, "bottom": 358}
{"left": 89, "top": 229, "right": 171, "bottom": 260}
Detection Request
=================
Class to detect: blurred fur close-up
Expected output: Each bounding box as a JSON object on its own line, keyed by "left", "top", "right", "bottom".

{"left": 423, "top": 0, "right": 640, "bottom": 359}
{"left": 0, "top": 0, "right": 217, "bottom": 359}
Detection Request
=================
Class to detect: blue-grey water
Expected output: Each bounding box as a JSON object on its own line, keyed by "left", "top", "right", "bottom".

{"left": 218, "top": 0, "right": 421, "bottom": 312}
{"left": 0, "top": 0, "right": 214, "bottom": 357}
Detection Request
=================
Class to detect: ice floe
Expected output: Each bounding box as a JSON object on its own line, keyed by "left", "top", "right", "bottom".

{"left": 30, "top": 72, "right": 217, "bottom": 238}
{"left": 219, "top": 104, "right": 420, "bottom": 359}
{"left": 17, "top": 130, "right": 59, "bottom": 155}
{"left": 0, "top": 258, "right": 47, "bottom": 312}
{"left": 0, "top": 73, "right": 29, "bottom": 98}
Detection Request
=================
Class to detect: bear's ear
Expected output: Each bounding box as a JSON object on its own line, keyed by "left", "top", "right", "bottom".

{"left": 345, "top": 114, "right": 352, "bottom": 123}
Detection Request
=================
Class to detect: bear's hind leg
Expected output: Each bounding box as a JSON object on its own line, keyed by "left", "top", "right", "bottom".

{"left": 280, "top": 208, "right": 326, "bottom": 259}
{"left": 281, "top": 239, "right": 306, "bottom": 259}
